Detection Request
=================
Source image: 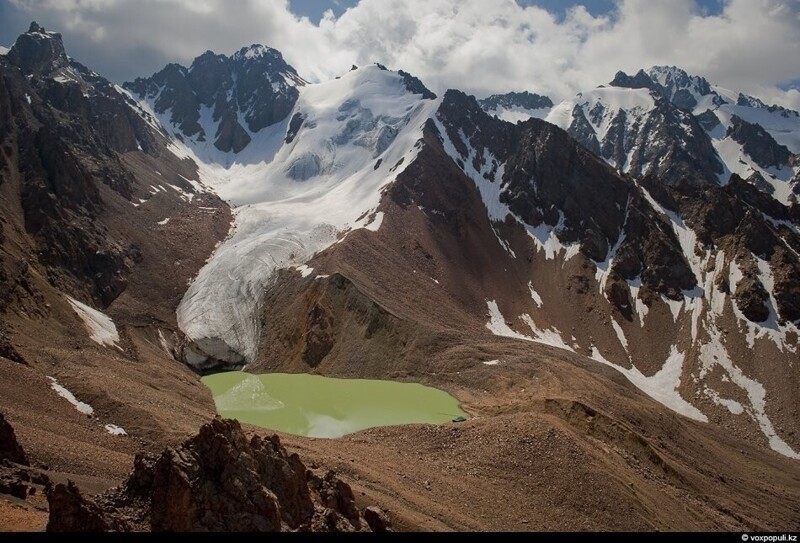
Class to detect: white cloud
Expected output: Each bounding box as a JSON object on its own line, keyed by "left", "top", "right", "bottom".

{"left": 5, "top": 0, "right": 800, "bottom": 108}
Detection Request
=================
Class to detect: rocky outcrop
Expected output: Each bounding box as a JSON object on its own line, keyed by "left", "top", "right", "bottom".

{"left": 398, "top": 70, "right": 437, "bottom": 100}
{"left": 363, "top": 506, "right": 391, "bottom": 532}
{"left": 124, "top": 45, "right": 306, "bottom": 154}
{"left": 6, "top": 22, "right": 68, "bottom": 75}
{"left": 47, "top": 482, "right": 126, "bottom": 532}
{"left": 605, "top": 72, "right": 723, "bottom": 186}
{"left": 609, "top": 69, "right": 659, "bottom": 92}
{"left": 479, "top": 91, "right": 553, "bottom": 113}
{"left": 727, "top": 115, "right": 792, "bottom": 170}
{"left": 47, "top": 419, "right": 374, "bottom": 532}
{"left": 0, "top": 413, "right": 28, "bottom": 466}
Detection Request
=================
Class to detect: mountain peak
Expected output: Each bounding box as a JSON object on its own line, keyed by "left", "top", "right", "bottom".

{"left": 124, "top": 43, "right": 308, "bottom": 155}
{"left": 609, "top": 69, "right": 657, "bottom": 91}
{"left": 480, "top": 91, "right": 553, "bottom": 112}
{"left": 233, "top": 44, "right": 282, "bottom": 62}
{"left": 7, "top": 21, "right": 68, "bottom": 74}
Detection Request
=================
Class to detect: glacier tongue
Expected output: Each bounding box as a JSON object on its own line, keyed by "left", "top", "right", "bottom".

{"left": 173, "top": 66, "right": 439, "bottom": 367}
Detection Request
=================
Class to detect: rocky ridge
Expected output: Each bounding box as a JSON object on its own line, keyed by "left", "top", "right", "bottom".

{"left": 46, "top": 418, "right": 383, "bottom": 532}
{"left": 124, "top": 45, "right": 307, "bottom": 154}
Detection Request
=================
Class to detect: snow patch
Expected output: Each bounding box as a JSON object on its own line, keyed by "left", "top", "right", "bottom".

{"left": 66, "top": 296, "right": 120, "bottom": 348}
{"left": 626, "top": 277, "right": 649, "bottom": 327}
{"left": 485, "top": 301, "right": 574, "bottom": 352}
{"left": 610, "top": 317, "right": 629, "bottom": 353}
{"left": 295, "top": 265, "right": 314, "bottom": 278}
{"left": 363, "top": 211, "right": 384, "bottom": 232}
{"left": 482, "top": 360, "right": 501, "bottom": 366}
{"left": 527, "top": 282, "right": 543, "bottom": 308}
{"left": 698, "top": 326, "right": 799, "bottom": 459}
{"left": 704, "top": 387, "right": 745, "bottom": 415}
{"left": 157, "top": 218, "right": 170, "bottom": 225}
{"left": 520, "top": 314, "right": 575, "bottom": 353}
{"left": 104, "top": 424, "right": 127, "bottom": 436}
{"left": 165, "top": 183, "right": 195, "bottom": 203}
{"left": 485, "top": 301, "right": 531, "bottom": 341}
{"left": 487, "top": 105, "right": 551, "bottom": 124}
{"left": 590, "top": 346, "right": 708, "bottom": 422}
{"left": 493, "top": 227, "right": 516, "bottom": 258}
{"left": 48, "top": 377, "right": 94, "bottom": 416}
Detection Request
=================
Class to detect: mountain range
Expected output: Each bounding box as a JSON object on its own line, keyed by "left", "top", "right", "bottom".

{"left": 0, "top": 22, "right": 798, "bottom": 532}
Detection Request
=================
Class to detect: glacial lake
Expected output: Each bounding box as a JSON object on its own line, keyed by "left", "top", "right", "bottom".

{"left": 202, "top": 372, "right": 467, "bottom": 439}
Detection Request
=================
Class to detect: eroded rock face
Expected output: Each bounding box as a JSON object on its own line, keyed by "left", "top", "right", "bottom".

{"left": 47, "top": 418, "right": 374, "bottom": 532}
{"left": 6, "top": 22, "right": 68, "bottom": 75}
{"left": 47, "top": 482, "right": 126, "bottom": 532}
{"left": 727, "top": 115, "right": 792, "bottom": 170}
{"left": 0, "top": 413, "right": 28, "bottom": 466}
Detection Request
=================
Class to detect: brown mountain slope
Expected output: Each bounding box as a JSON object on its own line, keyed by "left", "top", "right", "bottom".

{"left": 245, "top": 118, "right": 800, "bottom": 531}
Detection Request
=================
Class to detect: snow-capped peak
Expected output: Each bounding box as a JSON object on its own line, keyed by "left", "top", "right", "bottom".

{"left": 647, "top": 65, "right": 713, "bottom": 99}
{"left": 235, "top": 44, "right": 279, "bottom": 61}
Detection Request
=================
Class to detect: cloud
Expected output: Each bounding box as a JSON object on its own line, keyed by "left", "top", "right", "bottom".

{"left": 4, "top": 0, "right": 800, "bottom": 108}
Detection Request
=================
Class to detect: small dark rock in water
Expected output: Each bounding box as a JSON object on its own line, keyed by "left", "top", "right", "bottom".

{"left": 452, "top": 416, "right": 467, "bottom": 423}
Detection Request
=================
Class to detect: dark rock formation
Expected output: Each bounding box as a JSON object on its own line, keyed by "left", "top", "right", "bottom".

{"left": 47, "top": 482, "right": 127, "bottom": 532}
{"left": 646, "top": 66, "right": 713, "bottom": 110}
{"left": 566, "top": 105, "right": 602, "bottom": 156}
{"left": 398, "top": 70, "right": 437, "bottom": 100}
{"left": 302, "top": 303, "right": 335, "bottom": 367}
{"left": 0, "top": 413, "right": 28, "bottom": 466}
{"left": 0, "top": 22, "right": 176, "bottom": 307}
{"left": 47, "top": 419, "right": 374, "bottom": 532}
{"left": 727, "top": 115, "right": 792, "bottom": 169}
{"left": 6, "top": 22, "right": 68, "bottom": 75}
{"left": 124, "top": 45, "right": 306, "bottom": 153}
{"left": 605, "top": 72, "right": 723, "bottom": 186}
{"left": 733, "top": 266, "right": 770, "bottom": 323}
{"left": 479, "top": 91, "right": 553, "bottom": 114}
{"left": 696, "top": 109, "right": 721, "bottom": 132}
{"left": 610, "top": 69, "right": 659, "bottom": 92}
{"left": 363, "top": 506, "right": 391, "bottom": 532}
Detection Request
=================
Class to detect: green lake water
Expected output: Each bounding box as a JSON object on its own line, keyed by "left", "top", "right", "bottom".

{"left": 202, "top": 372, "right": 467, "bottom": 439}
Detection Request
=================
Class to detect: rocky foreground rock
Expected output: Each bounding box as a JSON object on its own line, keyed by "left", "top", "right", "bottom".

{"left": 46, "top": 418, "right": 387, "bottom": 532}
{"left": 0, "top": 413, "right": 28, "bottom": 466}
